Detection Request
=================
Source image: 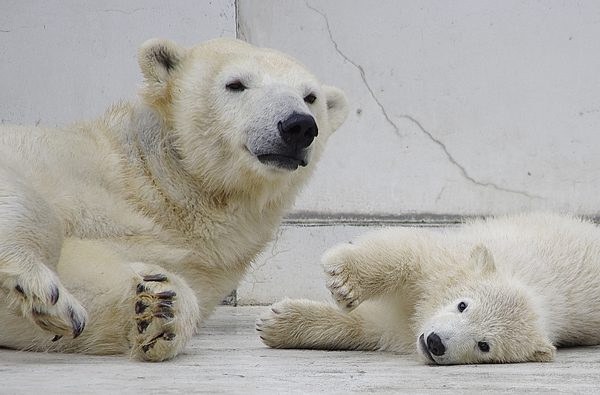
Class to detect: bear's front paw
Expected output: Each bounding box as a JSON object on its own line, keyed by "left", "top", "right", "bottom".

{"left": 322, "top": 244, "right": 362, "bottom": 312}
{"left": 8, "top": 266, "right": 87, "bottom": 340}
{"left": 130, "top": 273, "right": 198, "bottom": 362}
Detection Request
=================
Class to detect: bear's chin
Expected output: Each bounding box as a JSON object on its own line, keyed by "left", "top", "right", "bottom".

{"left": 258, "top": 154, "right": 306, "bottom": 171}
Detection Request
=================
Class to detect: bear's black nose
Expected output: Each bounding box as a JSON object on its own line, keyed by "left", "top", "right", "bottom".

{"left": 278, "top": 113, "right": 318, "bottom": 150}
{"left": 427, "top": 333, "right": 446, "bottom": 356}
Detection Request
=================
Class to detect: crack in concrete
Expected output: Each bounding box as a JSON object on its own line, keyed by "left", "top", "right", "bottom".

{"left": 403, "top": 115, "right": 542, "bottom": 198}
{"left": 0, "top": 24, "right": 43, "bottom": 33}
{"left": 95, "top": 8, "right": 151, "bottom": 15}
{"left": 305, "top": 1, "right": 541, "bottom": 200}
{"left": 305, "top": 3, "right": 400, "bottom": 136}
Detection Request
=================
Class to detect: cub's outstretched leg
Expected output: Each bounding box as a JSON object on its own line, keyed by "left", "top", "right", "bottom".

{"left": 0, "top": 166, "right": 87, "bottom": 339}
{"left": 257, "top": 299, "right": 384, "bottom": 350}
{"left": 259, "top": 227, "right": 446, "bottom": 352}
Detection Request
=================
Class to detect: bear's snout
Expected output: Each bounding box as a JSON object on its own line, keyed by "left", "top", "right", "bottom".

{"left": 426, "top": 332, "right": 446, "bottom": 356}
{"left": 278, "top": 112, "right": 318, "bottom": 150}
{"left": 254, "top": 112, "right": 318, "bottom": 171}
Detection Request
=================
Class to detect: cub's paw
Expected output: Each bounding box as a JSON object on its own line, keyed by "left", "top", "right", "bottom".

{"left": 130, "top": 273, "right": 199, "bottom": 362}
{"left": 321, "top": 243, "right": 362, "bottom": 312}
{"left": 256, "top": 299, "right": 313, "bottom": 349}
{"left": 7, "top": 266, "right": 87, "bottom": 340}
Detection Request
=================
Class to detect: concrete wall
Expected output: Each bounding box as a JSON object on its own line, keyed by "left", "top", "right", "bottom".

{"left": 2, "top": 1, "right": 600, "bottom": 304}
{"left": 238, "top": 1, "right": 600, "bottom": 218}
{"left": 1, "top": 1, "right": 235, "bottom": 126}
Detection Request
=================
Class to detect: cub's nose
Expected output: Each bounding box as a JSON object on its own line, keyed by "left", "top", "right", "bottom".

{"left": 427, "top": 333, "right": 446, "bottom": 356}
{"left": 278, "top": 112, "right": 318, "bottom": 149}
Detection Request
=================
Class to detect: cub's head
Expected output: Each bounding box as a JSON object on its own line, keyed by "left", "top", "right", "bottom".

{"left": 137, "top": 38, "right": 349, "bottom": 198}
{"left": 417, "top": 246, "right": 556, "bottom": 365}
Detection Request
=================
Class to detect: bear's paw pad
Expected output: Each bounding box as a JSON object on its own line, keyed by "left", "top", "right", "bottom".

{"left": 132, "top": 274, "right": 181, "bottom": 361}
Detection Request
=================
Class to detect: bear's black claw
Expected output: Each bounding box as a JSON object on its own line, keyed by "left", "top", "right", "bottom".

{"left": 143, "top": 274, "right": 169, "bottom": 282}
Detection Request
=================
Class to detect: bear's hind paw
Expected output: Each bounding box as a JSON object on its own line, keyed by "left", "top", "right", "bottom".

{"left": 130, "top": 272, "right": 198, "bottom": 362}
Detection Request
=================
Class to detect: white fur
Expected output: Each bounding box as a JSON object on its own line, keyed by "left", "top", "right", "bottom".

{"left": 258, "top": 212, "right": 600, "bottom": 364}
{"left": 0, "top": 38, "right": 349, "bottom": 361}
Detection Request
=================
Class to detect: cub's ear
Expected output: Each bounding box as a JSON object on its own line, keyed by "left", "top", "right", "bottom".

{"left": 531, "top": 341, "right": 556, "bottom": 362}
{"left": 138, "top": 38, "right": 188, "bottom": 97}
{"left": 322, "top": 86, "right": 350, "bottom": 132}
{"left": 469, "top": 245, "right": 496, "bottom": 276}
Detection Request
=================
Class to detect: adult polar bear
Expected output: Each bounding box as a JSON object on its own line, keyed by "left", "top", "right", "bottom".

{"left": 258, "top": 212, "right": 600, "bottom": 364}
{"left": 0, "top": 38, "right": 349, "bottom": 361}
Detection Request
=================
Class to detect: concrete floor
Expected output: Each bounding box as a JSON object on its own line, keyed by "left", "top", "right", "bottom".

{"left": 2, "top": 306, "right": 600, "bottom": 395}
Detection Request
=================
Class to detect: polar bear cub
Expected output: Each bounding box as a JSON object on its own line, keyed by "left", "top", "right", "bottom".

{"left": 258, "top": 212, "right": 600, "bottom": 364}
{"left": 0, "top": 38, "right": 349, "bottom": 361}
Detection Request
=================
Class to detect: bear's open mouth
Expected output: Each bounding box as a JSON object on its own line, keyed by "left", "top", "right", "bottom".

{"left": 419, "top": 334, "right": 436, "bottom": 363}
{"left": 258, "top": 154, "right": 305, "bottom": 171}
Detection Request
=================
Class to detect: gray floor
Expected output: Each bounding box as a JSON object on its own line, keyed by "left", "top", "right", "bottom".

{"left": 2, "top": 306, "right": 600, "bottom": 394}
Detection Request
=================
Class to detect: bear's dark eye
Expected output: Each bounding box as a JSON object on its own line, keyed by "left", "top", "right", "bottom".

{"left": 304, "top": 93, "right": 317, "bottom": 104}
{"left": 478, "top": 342, "right": 490, "bottom": 352}
{"left": 226, "top": 81, "right": 246, "bottom": 92}
{"left": 458, "top": 301, "right": 467, "bottom": 312}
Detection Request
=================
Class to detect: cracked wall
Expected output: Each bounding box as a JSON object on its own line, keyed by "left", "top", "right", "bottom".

{"left": 238, "top": 0, "right": 600, "bottom": 217}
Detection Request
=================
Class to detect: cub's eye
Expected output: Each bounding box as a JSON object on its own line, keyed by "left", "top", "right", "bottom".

{"left": 458, "top": 301, "right": 468, "bottom": 312}
{"left": 304, "top": 93, "right": 317, "bottom": 104}
{"left": 478, "top": 342, "right": 490, "bottom": 352}
{"left": 226, "top": 81, "right": 246, "bottom": 92}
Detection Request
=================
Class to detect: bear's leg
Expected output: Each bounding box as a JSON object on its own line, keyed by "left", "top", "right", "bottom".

{"left": 0, "top": 167, "right": 87, "bottom": 339}
{"left": 56, "top": 239, "right": 200, "bottom": 361}
{"left": 257, "top": 299, "right": 385, "bottom": 351}
{"left": 322, "top": 227, "right": 435, "bottom": 312}
{"left": 1, "top": 239, "right": 200, "bottom": 361}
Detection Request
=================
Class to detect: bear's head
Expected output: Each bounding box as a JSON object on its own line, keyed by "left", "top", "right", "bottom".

{"left": 137, "top": 38, "right": 349, "bottom": 204}
{"left": 417, "top": 246, "right": 556, "bottom": 365}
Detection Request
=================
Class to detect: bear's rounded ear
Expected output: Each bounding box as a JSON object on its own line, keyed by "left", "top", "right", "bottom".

{"left": 531, "top": 341, "right": 556, "bottom": 362}
{"left": 469, "top": 245, "right": 496, "bottom": 276}
{"left": 322, "top": 86, "right": 350, "bottom": 132}
{"left": 138, "top": 39, "right": 188, "bottom": 95}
